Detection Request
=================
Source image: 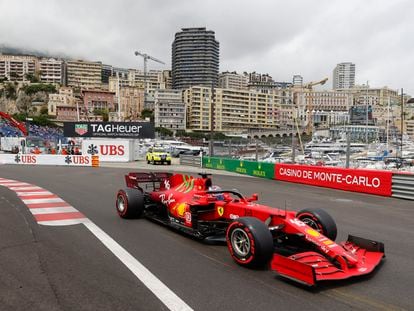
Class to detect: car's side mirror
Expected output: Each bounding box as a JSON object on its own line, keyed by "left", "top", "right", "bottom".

{"left": 247, "top": 193, "right": 259, "bottom": 202}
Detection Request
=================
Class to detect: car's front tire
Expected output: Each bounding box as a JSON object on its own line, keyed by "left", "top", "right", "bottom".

{"left": 296, "top": 208, "right": 337, "bottom": 241}
{"left": 226, "top": 217, "right": 274, "bottom": 268}
{"left": 116, "top": 188, "right": 144, "bottom": 218}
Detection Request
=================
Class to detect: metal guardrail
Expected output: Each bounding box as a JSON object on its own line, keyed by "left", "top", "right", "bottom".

{"left": 392, "top": 173, "right": 414, "bottom": 200}
{"left": 179, "top": 155, "right": 202, "bottom": 167}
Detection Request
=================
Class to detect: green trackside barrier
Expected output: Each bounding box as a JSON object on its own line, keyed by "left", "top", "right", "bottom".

{"left": 202, "top": 157, "right": 275, "bottom": 179}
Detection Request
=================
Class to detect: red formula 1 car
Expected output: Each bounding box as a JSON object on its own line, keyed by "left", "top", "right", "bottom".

{"left": 115, "top": 172, "right": 384, "bottom": 286}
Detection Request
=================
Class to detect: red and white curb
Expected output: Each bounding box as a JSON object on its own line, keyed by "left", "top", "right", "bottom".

{"left": 0, "top": 178, "right": 88, "bottom": 226}
{"left": 0, "top": 177, "right": 193, "bottom": 311}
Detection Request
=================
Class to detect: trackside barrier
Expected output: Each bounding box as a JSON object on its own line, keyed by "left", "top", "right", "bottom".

{"left": 274, "top": 164, "right": 393, "bottom": 197}
{"left": 202, "top": 157, "right": 414, "bottom": 199}
{"left": 0, "top": 154, "right": 97, "bottom": 167}
{"left": 391, "top": 173, "right": 414, "bottom": 200}
{"left": 202, "top": 157, "right": 275, "bottom": 179}
{"left": 179, "top": 155, "right": 202, "bottom": 167}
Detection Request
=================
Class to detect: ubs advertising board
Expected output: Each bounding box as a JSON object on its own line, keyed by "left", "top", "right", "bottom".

{"left": 81, "top": 139, "right": 133, "bottom": 162}
{"left": 64, "top": 122, "right": 154, "bottom": 139}
{"left": 275, "top": 164, "right": 392, "bottom": 196}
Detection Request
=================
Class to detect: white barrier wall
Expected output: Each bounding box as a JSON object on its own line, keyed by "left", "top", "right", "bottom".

{"left": 0, "top": 154, "right": 94, "bottom": 166}
{"left": 81, "top": 139, "right": 133, "bottom": 162}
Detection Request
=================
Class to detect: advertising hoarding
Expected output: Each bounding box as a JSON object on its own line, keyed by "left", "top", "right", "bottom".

{"left": 274, "top": 164, "right": 392, "bottom": 196}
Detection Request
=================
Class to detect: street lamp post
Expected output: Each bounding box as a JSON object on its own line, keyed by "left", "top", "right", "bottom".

{"left": 365, "top": 81, "right": 369, "bottom": 144}
{"left": 209, "top": 85, "right": 215, "bottom": 157}
{"left": 400, "top": 88, "right": 404, "bottom": 158}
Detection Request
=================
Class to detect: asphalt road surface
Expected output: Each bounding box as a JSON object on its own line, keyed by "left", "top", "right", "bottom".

{"left": 0, "top": 165, "right": 413, "bottom": 311}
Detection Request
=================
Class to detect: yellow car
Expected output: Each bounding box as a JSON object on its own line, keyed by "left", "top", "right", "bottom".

{"left": 146, "top": 147, "right": 171, "bottom": 165}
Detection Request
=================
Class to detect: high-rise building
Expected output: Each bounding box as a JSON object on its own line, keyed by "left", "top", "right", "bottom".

{"left": 333, "top": 62, "right": 355, "bottom": 89}
{"left": 172, "top": 27, "right": 219, "bottom": 89}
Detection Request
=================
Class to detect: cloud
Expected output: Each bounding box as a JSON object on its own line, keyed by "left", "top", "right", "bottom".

{"left": 0, "top": 0, "right": 413, "bottom": 94}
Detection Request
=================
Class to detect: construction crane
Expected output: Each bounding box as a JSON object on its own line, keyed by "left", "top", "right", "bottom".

{"left": 303, "top": 77, "right": 328, "bottom": 89}
{"left": 134, "top": 51, "right": 165, "bottom": 110}
{"left": 304, "top": 77, "right": 328, "bottom": 134}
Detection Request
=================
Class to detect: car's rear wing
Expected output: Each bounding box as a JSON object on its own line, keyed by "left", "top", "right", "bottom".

{"left": 125, "top": 172, "right": 172, "bottom": 192}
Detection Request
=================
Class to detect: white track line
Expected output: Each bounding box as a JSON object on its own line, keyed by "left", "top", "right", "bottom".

{"left": 29, "top": 207, "right": 79, "bottom": 215}
{"left": 37, "top": 219, "right": 90, "bottom": 226}
{"left": 84, "top": 221, "right": 193, "bottom": 311}
{"left": 8, "top": 186, "right": 44, "bottom": 191}
{"left": 1, "top": 177, "right": 193, "bottom": 310}
{"left": 16, "top": 191, "right": 53, "bottom": 196}
{"left": 22, "top": 198, "right": 64, "bottom": 204}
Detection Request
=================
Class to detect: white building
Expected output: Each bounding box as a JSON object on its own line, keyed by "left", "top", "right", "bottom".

{"left": 154, "top": 89, "right": 186, "bottom": 131}
{"left": 333, "top": 62, "right": 355, "bottom": 89}
{"left": 39, "top": 58, "right": 63, "bottom": 84}
{"left": 0, "top": 54, "right": 38, "bottom": 82}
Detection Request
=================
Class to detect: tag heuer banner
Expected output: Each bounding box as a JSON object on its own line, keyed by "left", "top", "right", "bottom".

{"left": 64, "top": 122, "right": 155, "bottom": 139}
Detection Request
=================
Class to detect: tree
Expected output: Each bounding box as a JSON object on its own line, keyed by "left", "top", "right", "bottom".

{"left": 25, "top": 73, "right": 39, "bottom": 83}
{"left": 155, "top": 127, "right": 173, "bottom": 137}
{"left": 93, "top": 108, "right": 109, "bottom": 122}
{"left": 140, "top": 108, "right": 154, "bottom": 122}
{"left": 23, "top": 84, "right": 56, "bottom": 95}
{"left": 4, "top": 83, "right": 17, "bottom": 99}
{"left": 40, "top": 106, "right": 49, "bottom": 115}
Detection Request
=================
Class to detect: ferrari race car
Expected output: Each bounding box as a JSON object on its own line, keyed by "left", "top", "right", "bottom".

{"left": 115, "top": 172, "right": 385, "bottom": 286}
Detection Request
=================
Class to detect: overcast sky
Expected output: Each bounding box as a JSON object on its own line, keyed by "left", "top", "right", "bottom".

{"left": 1, "top": 0, "right": 413, "bottom": 95}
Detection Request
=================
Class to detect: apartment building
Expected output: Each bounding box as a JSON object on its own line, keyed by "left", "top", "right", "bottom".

{"left": 333, "top": 62, "right": 355, "bottom": 89}
{"left": 39, "top": 58, "right": 63, "bottom": 84}
{"left": 66, "top": 60, "right": 102, "bottom": 90}
{"left": 218, "top": 71, "right": 248, "bottom": 90}
{"left": 0, "top": 54, "right": 38, "bottom": 82}
{"left": 184, "top": 86, "right": 281, "bottom": 133}
{"left": 128, "top": 69, "right": 166, "bottom": 90}
{"left": 294, "top": 90, "right": 353, "bottom": 129}
{"left": 154, "top": 89, "right": 185, "bottom": 131}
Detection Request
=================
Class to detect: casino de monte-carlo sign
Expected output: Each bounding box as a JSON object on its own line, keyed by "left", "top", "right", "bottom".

{"left": 64, "top": 122, "right": 155, "bottom": 139}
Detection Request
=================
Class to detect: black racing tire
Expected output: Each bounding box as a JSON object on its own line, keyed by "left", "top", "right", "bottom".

{"left": 147, "top": 158, "right": 150, "bottom": 164}
{"left": 166, "top": 160, "right": 171, "bottom": 165}
{"left": 226, "top": 217, "right": 274, "bottom": 268}
{"left": 296, "top": 208, "right": 337, "bottom": 241}
{"left": 116, "top": 188, "right": 144, "bottom": 219}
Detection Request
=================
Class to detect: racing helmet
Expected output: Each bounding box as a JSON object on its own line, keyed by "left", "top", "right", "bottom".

{"left": 208, "top": 185, "right": 224, "bottom": 200}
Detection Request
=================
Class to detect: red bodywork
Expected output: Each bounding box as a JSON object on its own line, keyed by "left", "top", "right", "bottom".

{"left": 0, "top": 111, "right": 28, "bottom": 136}
{"left": 124, "top": 172, "right": 385, "bottom": 286}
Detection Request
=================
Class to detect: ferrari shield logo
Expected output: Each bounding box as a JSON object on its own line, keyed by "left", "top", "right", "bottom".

{"left": 217, "top": 206, "right": 224, "bottom": 216}
{"left": 75, "top": 124, "right": 88, "bottom": 136}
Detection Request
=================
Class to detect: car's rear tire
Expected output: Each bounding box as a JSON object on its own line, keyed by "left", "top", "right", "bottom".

{"left": 166, "top": 160, "right": 171, "bottom": 165}
{"left": 296, "top": 208, "right": 337, "bottom": 241}
{"left": 116, "top": 188, "right": 144, "bottom": 218}
{"left": 226, "top": 217, "right": 274, "bottom": 268}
